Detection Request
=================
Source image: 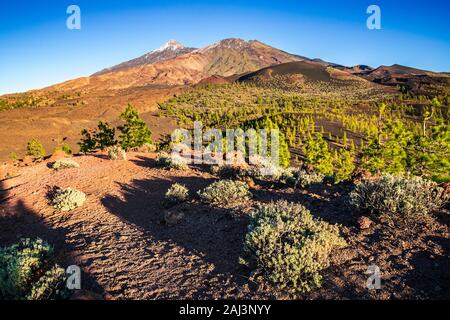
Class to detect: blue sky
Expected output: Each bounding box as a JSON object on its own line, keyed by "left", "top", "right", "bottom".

{"left": 0, "top": 0, "right": 449, "bottom": 94}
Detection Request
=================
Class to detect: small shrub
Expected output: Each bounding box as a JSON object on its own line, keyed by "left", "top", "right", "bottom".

{"left": 50, "top": 187, "right": 86, "bottom": 212}
{"left": 197, "top": 180, "right": 251, "bottom": 206}
{"left": 247, "top": 155, "right": 286, "bottom": 181}
{"left": 27, "top": 265, "right": 67, "bottom": 300}
{"left": 0, "top": 238, "right": 67, "bottom": 300}
{"left": 211, "top": 164, "right": 248, "bottom": 179}
{"left": 244, "top": 200, "right": 346, "bottom": 293}
{"left": 61, "top": 143, "right": 72, "bottom": 155}
{"left": 165, "top": 183, "right": 189, "bottom": 205}
{"left": 51, "top": 159, "right": 80, "bottom": 170}
{"left": 285, "top": 169, "right": 325, "bottom": 188}
{"left": 54, "top": 143, "right": 72, "bottom": 155}
{"left": 9, "top": 152, "right": 18, "bottom": 162}
{"left": 107, "top": 145, "right": 127, "bottom": 160}
{"left": 26, "top": 139, "right": 46, "bottom": 159}
{"left": 350, "top": 174, "right": 447, "bottom": 220}
{"left": 156, "top": 152, "right": 189, "bottom": 170}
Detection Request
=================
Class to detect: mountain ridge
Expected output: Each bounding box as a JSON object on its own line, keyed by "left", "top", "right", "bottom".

{"left": 47, "top": 38, "right": 304, "bottom": 92}
{"left": 92, "top": 40, "right": 197, "bottom": 76}
{"left": 2, "top": 38, "right": 449, "bottom": 97}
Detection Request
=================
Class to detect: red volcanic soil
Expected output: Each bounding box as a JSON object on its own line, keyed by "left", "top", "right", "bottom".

{"left": 0, "top": 153, "right": 448, "bottom": 299}
{"left": 0, "top": 85, "right": 181, "bottom": 161}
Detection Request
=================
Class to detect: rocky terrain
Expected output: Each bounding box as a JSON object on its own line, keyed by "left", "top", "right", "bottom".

{"left": 1, "top": 152, "right": 448, "bottom": 299}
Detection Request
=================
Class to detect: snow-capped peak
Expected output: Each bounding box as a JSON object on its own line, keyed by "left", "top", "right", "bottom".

{"left": 152, "top": 40, "right": 185, "bottom": 53}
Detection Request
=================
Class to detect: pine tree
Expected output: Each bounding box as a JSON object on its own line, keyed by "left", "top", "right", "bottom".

{"left": 343, "top": 131, "right": 348, "bottom": 146}
{"left": 94, "top": 122, "right": 117, "bottom": 150}
{"left": 26, "top": 139, "right": 46, "bottom": 159}
{"left": 381, "top": 121, "right": 411, "bottom": 174}
{"left": 118, "top": 104, "right": 153, "bottom": 150}
{"left": 278, "top": 131, "right": 291, "bottom": 168}
{"left": 303, "top": 133, "right": 333, "bottom": 175}
{"left": 407, "top": 121, "right": 450, "bottom": 181}
{"left": 79, "top": 129, "right": 97, "bottom": 154}
{"left": 334, "top": 148, "right": 355, "bottom": 183}
{"left": 361, "top": 136, "right": 384, "bottom": 174}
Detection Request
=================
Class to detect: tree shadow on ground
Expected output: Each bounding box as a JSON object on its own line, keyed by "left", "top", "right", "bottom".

{"left": 403, "top": 234, "right": 450, "bottom": 299}
{"left": 251, "top": 181, "right": 358, "bottom": 228}
{"left": 0, "top": 178, "right": 103, "bottom": 298}
{"left": 101, "top": 175, "right": 252, "bottom": 296}
{"left": 129, "top": 155, "right": 157, "bottom": 168}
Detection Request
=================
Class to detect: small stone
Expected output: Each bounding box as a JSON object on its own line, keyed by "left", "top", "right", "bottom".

{"left": 357, "top": 216, "right": 373, "bottom": 230}
{"left": 242, "top": 176, "right": 255, "bottom": 188}
{"left": 164, "top": 210, "right": 184, "bottom": 226}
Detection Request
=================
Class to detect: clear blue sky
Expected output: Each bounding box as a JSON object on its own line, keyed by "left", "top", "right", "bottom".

{"left": 1, "top": 0, "right": 449, "bottom": 94}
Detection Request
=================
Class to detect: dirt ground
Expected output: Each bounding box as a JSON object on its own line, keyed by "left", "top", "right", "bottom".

{"left": 0, "top": 85, "right": 182, "bottom": 160}
{"left": 0, "top": 153, "right": 448, "bottom": 299}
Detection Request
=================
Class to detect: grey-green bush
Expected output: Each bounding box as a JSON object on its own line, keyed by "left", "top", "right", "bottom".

{"left": 284, "top": 168, "right": 325, "bottom": 188}
{"left": 247, "top": 155, "right": 286, "bottom": 181}
{"left": 156, "top": 152, "right": 189, "bottom": 170}
{"left": 197, "top": 180, "right": 252, "bottom": 206}
{"left": 244, "top": 200, "right": 346, "bottom": 293}
{"left": 0, "top": 238, "right": 67, "bottom": 300}
{"left": 350, "top": 174, "right": 447, "bottom": 220}
{"left": 165, "top": 183, "right": 189, "bottom": 205}
{"left": 50, "top": 187, "right": 86, "bottom": 212}
{"left": 211, "top": 164, "right": 248, "bottom": 179}
{"left": 107, "top": 145, "right": 127, "bottom": 160}
{"left": 51, "top": 159, "right": 80, "bottom": 170}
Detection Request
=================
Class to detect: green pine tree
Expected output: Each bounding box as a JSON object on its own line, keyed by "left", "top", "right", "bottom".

{"left": 334, "top": 148, "right": 355, "bottom": 183}
{"left": 303, "top": 133, "right": 333, "bottom": 175}
{"left": 118, "top": 104, "right": 153, "bottom": 150}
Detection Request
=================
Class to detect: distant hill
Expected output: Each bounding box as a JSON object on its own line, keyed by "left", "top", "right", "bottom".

{"left": 238, "top": 60, "right": 365, "bottom": 84}
{"left": 361, "top": 64, "right": 435, "bottom": 81}
{"left": 359, "top": 64, "right": 450, "bottom": 94}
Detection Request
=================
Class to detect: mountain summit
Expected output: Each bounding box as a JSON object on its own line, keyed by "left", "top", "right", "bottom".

{"left": 93, "top": 40, "right": 196, "bottom": 76}
{"left": 152, "top": 40, "right": 185, "bottom": 52}
{"left": 193, "top": 38, "right": 304, "bottom": 77}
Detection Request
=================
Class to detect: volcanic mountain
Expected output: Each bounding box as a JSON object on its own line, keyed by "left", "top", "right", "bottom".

{"left": 51, "top": 38, "right": 304, "bottom": 92}
{"left": 92, "top": 40, "right": 197, "bottom": 76}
